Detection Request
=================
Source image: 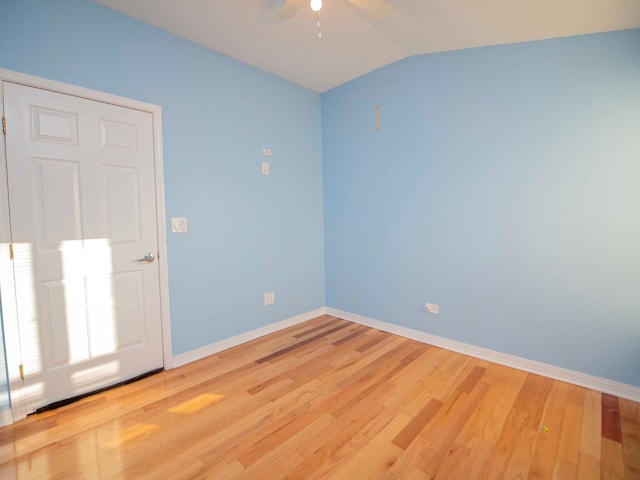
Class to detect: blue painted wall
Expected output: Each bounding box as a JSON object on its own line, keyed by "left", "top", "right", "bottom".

{"left": 323, "top": 29, "right": 640, "bottom": 387}
{"left": 0, "top": 0, "right": 325, "bottom": 362}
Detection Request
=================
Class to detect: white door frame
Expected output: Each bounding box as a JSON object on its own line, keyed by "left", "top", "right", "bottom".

{"left": 0, "top": 68, "right": 173, "bottom": 424}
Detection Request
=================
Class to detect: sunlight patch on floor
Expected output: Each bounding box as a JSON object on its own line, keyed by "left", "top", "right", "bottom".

{"left": 106, "top": 423, "right": 161, "bottom": 448}
{"left": 168, "top": 393, "right": 225, "bottom": 414}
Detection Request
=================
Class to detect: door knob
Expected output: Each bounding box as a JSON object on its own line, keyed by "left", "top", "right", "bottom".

{"left": 136, "top": 253, "right": 155, "bottom": 263}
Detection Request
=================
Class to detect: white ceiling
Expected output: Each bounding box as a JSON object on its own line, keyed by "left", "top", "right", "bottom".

{"left": 93, "top": 0, "right": 640, "bottom": 92}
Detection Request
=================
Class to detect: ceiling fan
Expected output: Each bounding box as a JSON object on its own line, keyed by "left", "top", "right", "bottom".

{"left": 277, "top": 0, "right": 394, "bottom": 21}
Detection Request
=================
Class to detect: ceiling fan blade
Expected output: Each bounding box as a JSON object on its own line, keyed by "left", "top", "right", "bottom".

{"left": 277, "top": 0, "right": 307, "bottom": 19}
{"left": 347, "top": 0, "right": 394, "bottom": 20}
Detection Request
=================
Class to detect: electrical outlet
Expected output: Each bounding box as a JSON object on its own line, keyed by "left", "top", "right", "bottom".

{"left": 424, "top": 303, "right": 439, "bottom": 314}
{"left": 262, "top": 161, "right": 270, "bottom": 175}
{"left": 264, "top": 292, "right": 275, "bottom": 306}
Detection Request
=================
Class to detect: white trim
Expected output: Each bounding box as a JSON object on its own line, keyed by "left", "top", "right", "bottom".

{"left": 326, "top": 307, "right": 640, "bottom": 402}
{"left": 0, "top": 68, "right": 172, "bottom": 421}
{"left": 150, "top": 102, "right": 174, "bottom": 369}
{"left": 173, "top": 307, "right": 327, "bottom": 368}
{"left": 0, "top": 409, "right": 13, "bottom": 427}
{"left": 0, "top": 69, "right": 162, "bottom": 113}
{"left": 0, "top": 78, "right": 27, "bottom": 420}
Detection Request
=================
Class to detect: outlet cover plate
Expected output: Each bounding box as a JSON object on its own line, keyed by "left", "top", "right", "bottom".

{"left": 264, "top": 292, "right": 275, "bottom": 306}
{"left": 424, "top": 303, "right": 439, "bottom": 314}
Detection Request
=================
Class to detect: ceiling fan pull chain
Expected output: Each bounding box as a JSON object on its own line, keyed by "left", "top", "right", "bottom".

{"left": 317, "top": 11, "right": 322, "bottom": 38}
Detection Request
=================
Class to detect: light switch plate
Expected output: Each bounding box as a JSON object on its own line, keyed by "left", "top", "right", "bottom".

{"left": 171, "top": 217, "right": 188, "bottom": 233}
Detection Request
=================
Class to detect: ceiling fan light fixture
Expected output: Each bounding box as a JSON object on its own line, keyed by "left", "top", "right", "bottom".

{"left": 310, "top": 0, "right": 322, "bottom": 12}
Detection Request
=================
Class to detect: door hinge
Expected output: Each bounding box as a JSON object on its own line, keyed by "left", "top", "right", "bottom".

{"left": 19, "top": 364, "right": 24, "bottom": 381}
{"left": 2, "top": 116, "right": 5, "bottom": 135}
{"left": 9, "top": 243, "right": 14, "bottom": 260}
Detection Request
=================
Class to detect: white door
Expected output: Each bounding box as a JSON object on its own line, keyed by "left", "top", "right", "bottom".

{"left": 3, "top": 82, "right": 164, "bottom": 413}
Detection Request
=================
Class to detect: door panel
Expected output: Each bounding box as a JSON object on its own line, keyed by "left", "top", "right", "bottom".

{"left": 3, "top": 82, "right": 163, "bottom": 412}
{"left": 31, "top": 106, "right": 78, "bottom": 145}
{"left": 105, "top": 165, "right": 141, "bottom": 243}
{"left": 37, "top": 159, "right": 82, "bottom": 245}
{"left": 113, "top": 271, "right": 146, "bottom": 347}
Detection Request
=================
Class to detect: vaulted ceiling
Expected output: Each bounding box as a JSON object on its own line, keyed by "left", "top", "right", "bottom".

{"left": 93, "top": 0, "right": 640, "bottom": 92}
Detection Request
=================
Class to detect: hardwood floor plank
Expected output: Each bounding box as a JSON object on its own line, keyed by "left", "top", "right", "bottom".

{"left": 290, "top": 405, "right": 386, "bottom": 477}
{"left": 323, "top": 413, "right": 409, "bottom": 480}
{"left": 380, "top": 347, "right": 448, "bottom": 411}
{"left": 428, "top": 442, "right": 470, "bottom": 480}
{"left": 500, "top": 422, "right": 539, "bottom": 480}
{"left": 255, "top": 321, "right": 352, "bottom": 363}
{"left": 388, "top": 368, "right": 487, "bottom": 477}
{"left": 355, "top": 330, "right": 391, "bottom": 352}
{"left": 403, "top": 466, "right": 434, "bottom": 480}
{"left": 551, "top": 385, "right": 585, "bottom": 479}
{"left": 513, "top": 373, "right": 555, "bottom": 430}
{"left": 418, "top": 382, "right": 490, "bottom": 476}
{"left": 334, "top": 339, "right": 410, "bottom": 390}
{"left": 457, "top": 365, "right": 487, "bottom": 393}
{"left": 577, "top": 389, "right": 602, "bottom": 480}
{"left": 446, "top": 366, "right": 526, "bottom": 480}
{"left": 330, "top": 325, "right": 369, "bottom": 346}
{"left": 402, "top": 353, "right": 473, "bottom": 415}
{"left": 246, "top": 343, "right": 335, "bottom": 395}
{"left": 0, "top": 315, "right": 638, "bottom": 479}
{"left": 602, "top": 393, "right": 622, "bottom": 442}
{"left": 601, "top": 437, "right": 625, "bottom": 480}
{"left": 619, "top": 398, "right": 640, "bottom": 479}
{"left": 232, "top": 413, "right": 333, "bottom": 480}
{"left": 392, "top": 398, "right": 443, "bottom": 449}
{"left": 528, "top": 381, "right": 570, "bottom": 480}
{"left": 477, "top": 408, "right": 528, "bottom": 479}
{"left": 330, "top": 346, "right": 423, "bottom": 419}
{"left": 293, "top": 317, "right": 344, "bottom": 338}
{"left": 190, "top": 458, "right": 244, "bottom": 480}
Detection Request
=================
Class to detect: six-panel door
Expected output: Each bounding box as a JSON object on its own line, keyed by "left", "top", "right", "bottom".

{"left": 3, "top": 82, "right": 164, "bottom": 413}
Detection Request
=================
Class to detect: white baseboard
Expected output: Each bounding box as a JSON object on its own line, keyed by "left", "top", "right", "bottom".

{"left": 0, "top": 408, "right": 13, "bottom": 427}
{"left": 326, "top": 307, "right": 640, "bottom": 402}
{"left": 170, "top": 305, "right": 640, "bottom": 401}
{"left": 172, "top": 307, "right": 328, "bottom": 368}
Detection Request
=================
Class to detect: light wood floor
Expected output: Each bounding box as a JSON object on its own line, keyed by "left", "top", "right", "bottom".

{"left": 0, "top": 315, "right": 638, "bottom": 479}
